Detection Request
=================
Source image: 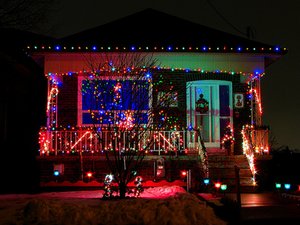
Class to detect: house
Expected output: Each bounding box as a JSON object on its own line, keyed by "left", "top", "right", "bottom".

{"left": 26, "top": 9, "right": 287, "bottom": 190}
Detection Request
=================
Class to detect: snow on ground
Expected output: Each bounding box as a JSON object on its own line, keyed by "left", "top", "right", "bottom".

{"left": 0, "top": 186, "right": 227, "bottom": 225}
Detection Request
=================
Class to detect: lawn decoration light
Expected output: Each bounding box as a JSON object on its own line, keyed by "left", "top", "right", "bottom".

{"left": 134, "top": 176, "right": 144, "bottom": 197}
{"left": 103, "top": 174, "right": 114, "bottom": 198}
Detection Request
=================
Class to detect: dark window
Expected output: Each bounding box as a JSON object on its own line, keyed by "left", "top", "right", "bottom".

{"left": 219, "top": 85, "right": 230, "bottom": 116}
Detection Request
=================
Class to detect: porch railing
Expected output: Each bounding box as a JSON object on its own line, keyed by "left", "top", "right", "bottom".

{"left": 38, "top": 128, "right": 201, "bottom": 156}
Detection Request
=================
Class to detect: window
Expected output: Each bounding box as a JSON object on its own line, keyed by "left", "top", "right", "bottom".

{"left": 80, "top": 79, "right": 149, "bottom": 125}
{"left": 157, "top": 91, "right": 178, "bottom": 107}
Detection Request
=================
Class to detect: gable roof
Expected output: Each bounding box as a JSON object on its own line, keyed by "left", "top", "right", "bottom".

{"left": 57, "top": 8, "right": 286, "bottom": 53}
{"left": 27, "top": 7, "right": 287, "bottom": 67}
{"left": 1, "top": 28, "right": 53, "bottom": 77}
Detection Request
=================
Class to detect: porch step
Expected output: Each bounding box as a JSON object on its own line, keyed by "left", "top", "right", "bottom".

{"left": 206, "top": 147, "right": 227, "bottom": 156}
{"left": 186, "top": 147, "right": 227, "bottom": 156}
{"left": 207, "top": 153, "right": 255, "bottom": 192}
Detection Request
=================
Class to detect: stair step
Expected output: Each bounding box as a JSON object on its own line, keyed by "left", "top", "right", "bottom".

{"left": 213, "top": 178, "right": 255, "bottom": 186}
{"left": 208, "top": 162, "right": 249, "bottom": 169}
{"left": 208, "top": 154, "right": 247, "bottom": 160}
{"left": 208, "top": 168, "right": 253, "bottom": 178}
{"left": 206, "top": 147, "right": 227, "bottom": 155}
{"left": 206, "top": 154, "right": 254, "bottom": 189}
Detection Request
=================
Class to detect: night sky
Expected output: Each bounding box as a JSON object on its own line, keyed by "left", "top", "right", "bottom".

{"left": 40, "top": 0, "right": 300, "bottom": 150}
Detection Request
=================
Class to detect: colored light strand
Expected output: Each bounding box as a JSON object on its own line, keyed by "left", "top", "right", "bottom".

{"left": 46, "top": 68, "right": 264, "bottom": 78}
{"left": 26, "top": 44, "right": 287, "bottom": 53}
{"left": 70, "top": 131, "right": 92, "bottom": 150}
{"left": 241, "top": 125, "right": 257, "bottom": 185}
{"left": 249, "top": 88, "right": 262, "bottom": 115}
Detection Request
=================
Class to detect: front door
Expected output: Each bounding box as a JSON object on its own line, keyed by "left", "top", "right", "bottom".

{"left": 186, "top": 80, "right": 232, "bottom": 148}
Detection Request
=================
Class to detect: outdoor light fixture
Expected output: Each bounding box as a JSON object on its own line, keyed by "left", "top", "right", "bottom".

{"left": 53, "top": 170, "right": 60, "bottom": 176}
{"left": 220, "top": 184, "right": 227, "bottom": 191}
{"left": 203, "top": 178, "right": 210, "bottom": 185}
{"left": 86, "top": 172, "right": 93, "bottom": 178}
{"left": 284, "top": 183, "right": 291, "bottom": 190}
{"left": 214, "top": 182, "right": 221, "bottom": 189}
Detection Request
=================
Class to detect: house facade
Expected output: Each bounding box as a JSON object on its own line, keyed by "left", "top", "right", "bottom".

{"left": 27, "top": 9, "right": 286, "bottom": 187}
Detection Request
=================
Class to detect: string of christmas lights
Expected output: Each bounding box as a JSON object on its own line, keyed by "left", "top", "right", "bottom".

{"left": 45, "top": 67, "right": 264, "bottom": 78}
{"left": 26, "top": 44, "right": 287, "bottom": 53}
{"left": 241, "top": 124, "right": 257, "bottom": 185}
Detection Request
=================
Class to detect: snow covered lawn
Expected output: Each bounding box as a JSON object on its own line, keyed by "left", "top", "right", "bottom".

{"left": 0, "top": 186, "right": 226, "bottom": 225}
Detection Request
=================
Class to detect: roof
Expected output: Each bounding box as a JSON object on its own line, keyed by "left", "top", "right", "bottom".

{"left": 1, "top": 28, "right": 53, "bottom": 77}
{"left": 1, "top": 28, "right": 53, "bottom": 50}
{"left": 27, "top": 8, "right": 287, "bottom": 57}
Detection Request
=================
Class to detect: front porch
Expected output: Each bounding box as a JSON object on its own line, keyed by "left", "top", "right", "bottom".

{"left": 37, "top": 126, "right": 269, "bottom": 192}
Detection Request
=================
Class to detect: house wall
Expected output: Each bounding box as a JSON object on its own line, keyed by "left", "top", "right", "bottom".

{"left": 57, "top": 76, "right": 78, "bottom": 127}
{"left": 37, "top": 156, "right": 203, "bottom": 191}
{"left": 40, "top": 52, "right": 265, "bottom": 75}
{"left": 152, "top": 70, "right": 250, "bottom": 153}
{"left": 40, "top": 52, "right": 258, "bottom": 153}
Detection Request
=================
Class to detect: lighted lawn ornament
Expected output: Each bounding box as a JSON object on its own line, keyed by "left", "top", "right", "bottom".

{"left": 102, "top": 174, "right": 114, "bottom": 199}
{"left": 133, "top": 176, "right": 144, "bottom": 197}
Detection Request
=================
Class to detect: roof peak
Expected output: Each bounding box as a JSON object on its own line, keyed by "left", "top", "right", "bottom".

{"left": 27, "top": 8, "right": 287, "bottom": 58}
{"left": 58, "top": 8, "right": 273, "bottom": 48}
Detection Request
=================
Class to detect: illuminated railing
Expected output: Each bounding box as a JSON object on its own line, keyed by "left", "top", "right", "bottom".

{"left": 38, "top": 128, "right": 201, "bottom": 156}
{"left": 241, "top": 124, "right": 270, "bottom": 185}
{"left": 242, "top": 125, "right": 269, "bottom": 155}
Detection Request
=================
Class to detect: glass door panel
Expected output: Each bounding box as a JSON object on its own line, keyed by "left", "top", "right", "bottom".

{"left": 187, "top": 80, "right": 232, "bottom": 147}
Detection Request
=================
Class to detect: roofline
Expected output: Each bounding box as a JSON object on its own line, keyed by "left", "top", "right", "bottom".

{"left": 25, "top": 44, "right": 287, "bottom": 55}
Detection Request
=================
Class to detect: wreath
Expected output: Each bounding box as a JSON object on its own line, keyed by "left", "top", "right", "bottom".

{"left": 196, "top": 95, "right": 209, "bottom": 113}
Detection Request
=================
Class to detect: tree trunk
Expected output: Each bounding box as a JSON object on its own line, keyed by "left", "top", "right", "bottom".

{"left": 119, "top": 181, "right": 127, "bottom": 199}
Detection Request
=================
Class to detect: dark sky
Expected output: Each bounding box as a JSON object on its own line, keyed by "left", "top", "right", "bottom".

{"left": 41, "top": 0, "right": 300, "bottom": 150}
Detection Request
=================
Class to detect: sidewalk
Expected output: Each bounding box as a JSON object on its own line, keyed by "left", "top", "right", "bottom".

{"left": 197, "top": 192, "right": 300, "bottom": 225}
